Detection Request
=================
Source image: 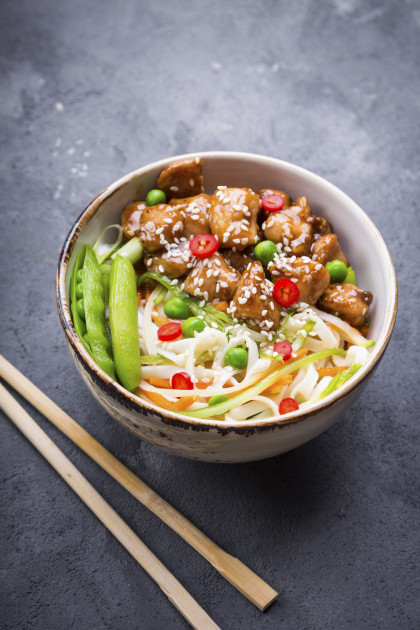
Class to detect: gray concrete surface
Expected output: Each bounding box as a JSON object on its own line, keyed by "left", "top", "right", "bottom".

{"left": 1, "top": 1, "right": 419, "bottom": 628}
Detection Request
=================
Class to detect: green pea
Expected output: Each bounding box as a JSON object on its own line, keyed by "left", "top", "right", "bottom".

{"left": 146, "top": 189, "right": 167, "bottom": 206}
{"left": 209, "top": 394, "right": 229, "bottom": 406}
{"left": 254, "top": 240, "right": 277, "bottom": 266}
{"left": 224, "top": 347, "right": 248, "bottom": 369}
{"left": 344, "top": 266, "right": 357, "bottom": 286}
{"left": 75, "top": 282, "right": 84, "bottom": 299}
{"left": 182, "top": 316, "right": 205, "bottom": 338}
{"left": 325, "top": 259, "right": 348, "bottom": 283}
{"left": 76, "top": 269, "right": 83, "bottom": 283}
{"left": 164, "top": 297, "right": 190, "bottom": 320}
{"left": 76, "top": 298, "right": 86, "bottom": 320}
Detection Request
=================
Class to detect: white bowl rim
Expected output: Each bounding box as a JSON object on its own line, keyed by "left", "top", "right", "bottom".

{"left": 56, "top": 151, "right": 398, "bottom": 430}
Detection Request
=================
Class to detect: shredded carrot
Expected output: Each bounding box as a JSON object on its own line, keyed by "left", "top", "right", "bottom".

{"left": 196, "top": 380, "right": 213, "bottom": 390}
{"left": 145, "top": 288, "right": 153, "bottom": 302}
{"left": 225, "top": 348, "right": 308, "bottom": 399}
{"left": 212, "top": 301, "right": 228, "bottom": 311}
{"left": 137, "top": 293, "right": 143, "bottom": 306}
{"left": 151, "top": 309, "right": 171, "bottom": 327}
{"left": 317, "top": 366, "right": 347, "bottom": 378}
{"left": 141, "top": 389, "right": 198, "bottom": 411}
{"left": 148, "top": 377, "right": 172, "bottom": 388}
{"left": 263, "top": 374, "right": 293, "bottom": 395}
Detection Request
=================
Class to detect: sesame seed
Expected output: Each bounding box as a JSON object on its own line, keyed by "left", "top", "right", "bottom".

{"left": 189, "top": 178, "right": 195, "bottom": 187}
{"left": 199, "top": 300, "right": 206, "bottom": 307}
{"left": 170, "top": 186, "right": 179, "bottom": 192}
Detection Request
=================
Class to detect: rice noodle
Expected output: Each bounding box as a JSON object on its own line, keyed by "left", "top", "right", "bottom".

{"left": 133, "top": 275, "right": 373, "bottom": 420}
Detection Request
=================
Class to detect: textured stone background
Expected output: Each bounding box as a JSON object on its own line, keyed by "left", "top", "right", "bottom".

{"left": 1, "top": 1, "right": 419, "bottom": 628}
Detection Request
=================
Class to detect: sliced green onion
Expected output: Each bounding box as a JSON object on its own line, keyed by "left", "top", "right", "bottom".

{"left": 259, "top": 352, "right": 284, "bottom": 362}
{"left": 139, "top": 354, "right": 175, "bottom": 365}
{"left": 181, "top": 348, "right": 347, "bottom": 419}
{"left": 293, "top": 319, "right": 316, "bottom": 350}
{"left": 195, "top": 351, "right": 213, "bottom": 365}
{"left": 317, "top": 363, "right": 362, "bottom": 400}
{"left": 94, "top": 224, "right": 124, "bottom": 265}
{"left": 111, "top": 236, "right": 143, "bottom": 265}
{"left": 153, "top": 286, "right": 167, "bottom": 305}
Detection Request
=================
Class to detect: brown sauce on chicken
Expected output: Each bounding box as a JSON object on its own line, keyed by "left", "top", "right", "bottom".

{"left": 121, "top": 157, "right": 373, "bottom": 331}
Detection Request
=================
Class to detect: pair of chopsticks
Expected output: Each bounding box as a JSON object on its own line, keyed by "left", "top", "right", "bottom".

{"left": 0, "top": 355, "right": 277, "bottom": 629}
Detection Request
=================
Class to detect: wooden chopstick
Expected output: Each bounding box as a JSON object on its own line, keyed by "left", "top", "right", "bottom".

{"left": 0, "top": 383, "right": 220, "bottom": 630}
{"left": 0, "top": 355, "right": 278, "bottom": 611}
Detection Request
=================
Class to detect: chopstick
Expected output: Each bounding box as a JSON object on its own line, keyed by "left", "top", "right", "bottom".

{"left": 0, "top": 355, "right": 278, "bottom": 611}
{"left": 0, "top": 382, "right": 220, "bottom": 630}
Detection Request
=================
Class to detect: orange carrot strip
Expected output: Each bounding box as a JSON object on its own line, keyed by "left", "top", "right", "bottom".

{"left": 174, "top": 396, "right": 199, "bottom": 411}
{"left": 212, "top": 301, "right": 228, "bottom": 312}
{"left": 225, "top": 348, "right": 309, "bottom": 399}
{"left": 263, "top": 374, "right": 293, "bottom": 395}
{"left": 196, "top": 380, "right": 213, "bottom": 390}
{"left": 317, "top": 366, "right": 347, "bottom": 378}
{"left": 151, "top": 310, "right": 171, "bottom": 327}
{"left": 148, "top": 377, "right": 172, "bottom": 388}
{"left": 141, "top": 389, "right": 198, "bottom": 411}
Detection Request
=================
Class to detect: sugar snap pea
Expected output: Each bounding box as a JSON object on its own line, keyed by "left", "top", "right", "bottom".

{"left": 70, "top": 245, "right": 92, "bottom": 355}
{"left": 109, "top": 254, "right": 142, "bottom": 392}
{"left": 82, "top": 246, "right": 116, "bottom": 379}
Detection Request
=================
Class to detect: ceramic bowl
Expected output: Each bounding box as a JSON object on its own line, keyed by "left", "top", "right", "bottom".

{"left": 56, "top": 152, "right": 397, "bottom": 463}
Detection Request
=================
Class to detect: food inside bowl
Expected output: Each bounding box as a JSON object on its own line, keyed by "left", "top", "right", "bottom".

{"left": 70, "top": 156, "right": 375, "bottom": 421}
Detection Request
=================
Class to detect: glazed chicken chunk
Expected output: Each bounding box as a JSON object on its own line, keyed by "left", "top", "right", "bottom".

{"left": 263, "top": 204, "right": 313, "bottom": 257}
{"left": 145, "top": 241, "right": 193, "bottom": 279}
{"left": 311, "top": 233, "right": 348, "bottom": 266}
{"left": 139, "top": 204, "right": 184, "bottom": 253}
{"left": 269, "top": 256, "right": 330, "bottom": 304}
{"left": 183, "top": 252, "right": 240, "bottom": 301}
{"left": 209, "top": 187, "right": 260, "bottom": 250}
{"left": 230, "top": 261, "right": 280, "bottom": 331}
{"left": 222, "top": 248, "right": 254, "bottom": 274}
{"left": 121, "top": 201, "right": 147, "bottom": 239}
{"left": 169, "top": 193, "right": 211, "bottom": 238}
{"left": 157, "top": 157, "right": 204, "bottom": 198}
{"left": 317, "top": 283, "right": 373, "bottom": 328}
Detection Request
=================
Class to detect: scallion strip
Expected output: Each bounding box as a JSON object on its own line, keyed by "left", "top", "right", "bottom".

{"left": 180, "top": 348, "right": 347, "bottom": 419}
{"left": 94, "top": 224, "right": 124, "bottom": 265}
{"left": 317, "top": 363, "right": 362, "bottom": 399}
{"left": 111, "top": 236, "right": 143, "bottom": 265}
{"left": 139, "top": 354, "right": 175, "bottom": 365}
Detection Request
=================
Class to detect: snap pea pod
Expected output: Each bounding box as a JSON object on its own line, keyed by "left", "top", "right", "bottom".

{"left": 109, "top": 255, "right": 142, "bottom": 392}
{"left": 100, "top": 263, "right": 111, "bottom": 304}
{"left": 82, "top": 246, "right": 116, "bottom": 379}
{"left": 70, "top": 244, "right": 92, "bottom": 355}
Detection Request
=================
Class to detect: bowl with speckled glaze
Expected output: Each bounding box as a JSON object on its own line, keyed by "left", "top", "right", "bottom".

{"left": 56, "top": 152, "right": 397, "bottom": 463}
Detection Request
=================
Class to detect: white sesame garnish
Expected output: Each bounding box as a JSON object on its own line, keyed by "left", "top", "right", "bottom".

{"left": 170, "top": 185, "right": 179, "bottom": 192}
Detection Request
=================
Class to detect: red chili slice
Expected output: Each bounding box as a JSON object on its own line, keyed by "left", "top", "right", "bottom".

{"left": 273, "top": 278, "right": 300, "bottom": 307}
{"left": 279, "top": 397, "right": 299, "bottom": 414}
{"left": 170, "top": 372, "right": 194, "bottom": 390}
{"left": 189, "top": 234, "right": 219, "bottom": 258}
{"left": 273, "top": 341, "right": 293, "bottom": 361}
{"left": 157, "top": 322, "right": 182, "bottom": 342}
{"left": 261, "top": 193, "right": 285, "bottom": 213}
